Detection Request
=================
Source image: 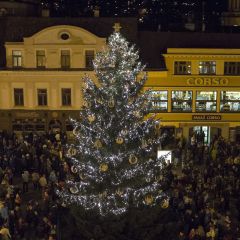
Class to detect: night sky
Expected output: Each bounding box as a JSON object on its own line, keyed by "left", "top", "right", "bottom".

{"left": 41, "top": 0, "right": 228, "bottom": 31}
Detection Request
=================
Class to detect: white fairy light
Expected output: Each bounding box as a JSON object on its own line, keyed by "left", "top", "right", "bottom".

{"left": 58, "top": 32, "right": 166, "bottom": 215}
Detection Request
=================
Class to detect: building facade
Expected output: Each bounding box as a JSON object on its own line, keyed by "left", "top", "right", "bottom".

{"left": 146, "top": 48, "right": 240, "bottom": 144}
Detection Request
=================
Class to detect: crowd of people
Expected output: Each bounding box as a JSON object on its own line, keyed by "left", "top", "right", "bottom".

{"left": 168, "top": 132, "right": 240, "bottom": 240}
{"left": 0, "top": 129, "right": 240, "bottom": 239}
{"left": 0, "top": 130, "right": 69, "bottom": 240}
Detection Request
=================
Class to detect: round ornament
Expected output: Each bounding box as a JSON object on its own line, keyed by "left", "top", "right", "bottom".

{"left": 133, "top": 111, "right": 141, "bottom": 118}
{"left": 88, "top": 115, "right": 96, "bottom": 123}
{"left": 141, "top": 139, "right": 148, "bottom": 149}
{"left": 99, "top": 191, "right": 107, "bottom": 199}
{"left": 144, "top": 194, "right": 154, "bottom": 205}
{"left": 79, "top": 173, "right": 86, "bottom": 180}
{"left": 69, "top": 186, "right": 79, "bottom": 194}
{"left": 71, "top": 166, "right": 78, "bottom": 174}
{"left": 94, "top": 139, "right": 102, "bottom": 149}
{"left": 121, "top": 129, "right": 128, "bottom": 136}
{"left": 116, "top": 188, "right": 124, "bottom": 196}
{"left": 83, "top": 101, "right": 91, "bottom": 108}
{"left": 108, "top": 99, "right": 115, "bottom": 108}
{"left": 73, "top": 126, "right": 81, "bottom": 136}
{"left": 99, "top": 163, "right": 108, "bottom": 172}
{"left": 97, "top": 98, "right": 103, "bottom": 104}
{"left": 116, "top": 137, "right": 124, "bottom": 144}
{"left": 129, "top": 154, "right": 138, "bottom": 165}
{"left": 68, "top": 147, "right": 77, "bottom": 157}
{"left": 161, "top": 198, "right": 169, "bottom": 209}
{"left": 154, "top": 121, "right": 161, "bottom": 130}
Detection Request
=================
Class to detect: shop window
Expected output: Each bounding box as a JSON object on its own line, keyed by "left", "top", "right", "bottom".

{"left": 220, "top": 91, "right": 240, "bottom": 112}
{"left": 14, "top": 88, "right": 24, "bottom": 106}
{"left": 224, "top": 62, "right": 240, "bottom": 75}
{"left": 172, "top": 91, "right": 192, "bottom": 112}
{"left": 62, "top": 88, "right": 71, "bottom": 106}
{"left": 36, "top": 50, "right": 46, "bottom": 68}
{"left": 196, "top": 91, "right": 217, "bottom": 112}
{"left": 85, "top": 50, "right": 95, "bottom": 69}
{"left": 12, "top": 50, "right": 22, "bottom": 68}
{"left": 199, "top": 61, "right": 216, "bottom": 75}
{"left": 174, "top": 61, "right": 191, "bottom": 75}
{"left": 149, "top": 90, "right": 168, "bottom": 112}
{"left": 37, "top": 89, "right": 47, "bottom": 106}
{"left": 61, "top": 50, "right": 70, "bottom": 69}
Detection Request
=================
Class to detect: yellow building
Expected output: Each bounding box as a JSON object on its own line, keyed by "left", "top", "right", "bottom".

{"left": 0, "top": 24, "right": 106, "bottom": 135}
{"left": 146, "top": 48, "right": 240, "bottom": 144}
{"left": 1, "top": 19, "right": 240, "bottom": 144}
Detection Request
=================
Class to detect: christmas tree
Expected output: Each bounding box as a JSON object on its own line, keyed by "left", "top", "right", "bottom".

{"left": 57, "top": 29, "right": 168, "bottom": 215}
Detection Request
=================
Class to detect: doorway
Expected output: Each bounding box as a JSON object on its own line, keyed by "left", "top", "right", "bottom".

{"left": 190, "top": 126, "right": 221, "bottom": 145}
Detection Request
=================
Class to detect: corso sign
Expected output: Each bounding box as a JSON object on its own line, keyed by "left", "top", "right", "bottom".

{"left": 187, "top": 77, "right": 228, "bottom": 86}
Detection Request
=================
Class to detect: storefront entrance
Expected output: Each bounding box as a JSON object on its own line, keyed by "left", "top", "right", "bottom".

{"left": 190, "top": 126, "right": 221, "bottom": 145}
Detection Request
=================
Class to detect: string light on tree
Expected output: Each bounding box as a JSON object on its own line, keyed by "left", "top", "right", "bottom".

{"left": 57, "top": 23, "right": 167, "bottom": 215}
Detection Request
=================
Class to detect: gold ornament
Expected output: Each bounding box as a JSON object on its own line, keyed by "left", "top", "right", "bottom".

{"left": 69, "top": 186, "right": 79, "bottom": 194}
{"left": 161, "top": 199, "right": 169, "bottom": 209}
{"left": 73, "top": 126, "right": 81, "bottom": 136}
{"left": 99, "top": 191, "right": 107, "bottom": 198}
{"left": 129, "top": 154, "right": 138, "bottom": 165}
{"left": 121, "top": 129, "right": 128, "bottom": 136}
{"left": 88, "top": 115, "right": 96, "bottom": 123}
{"left": 116, "top": 188, "right": 124, "bottom": 196}
{"left": 99, "top": 163, "right": 108, "bottom": 172}
{"left": 133, "top": 111, "right": 141, "bottom": 118}
{"left": 154, "top": 121, "right": 161, "bottom": 130}
{"left": 97, "top": 98, "right": 103, "bottom": 104}
{"left": 144, "top": 194, "right": 154, "bottom": 205}
{"left": 108, "top": 99, "right": 115, "bottom": 108}
{"left": 94, "top": 139, "right": 102, "bottom": 149}
{"left": 79, "top": 173, "right": 86, "bottom": 180}
{"left": 71, "top": 166, "right": 78, "bottom": 174}
{"left": 68, "top": 147, "right": 77, "bottom": 156}
{"left": 83, "top": 101, "right": 91, "bottom": 108}
{"left": 116, "top": 137, "right": 124, "bottom": 144}
{"left": 141, "top": 139, "right": 148, "bottom": 149}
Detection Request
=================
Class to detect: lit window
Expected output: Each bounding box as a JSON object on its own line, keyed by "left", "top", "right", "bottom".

{"left": 196, "top": 91, "right": 217, "bottom": 112}
{"left": 62, "top": 88, "right": 71, "bottom": 106}
{"left": 12, "top": 50, "right": 22, "bottom": 68}
{"left": 85, "top": 50, "right": 95, "bottom": 69}
{"left": 199, "top": 61, "right": 216, "bottom": 75}
{"left": 61, "top": 50, "right": 70, "bottom": 68}
{"left": 174, "top": 61, "right": 191, "bottom": 75}
{"left": 37, "top": 89, "right": 47, "bottom": 106}
{"left": 149, "top": 90, "right": 168, "bottom": 112}
{"left": 172, "top": 91, "right": 192, "bottom": 112}
{"left": 220, "top": 91, "right": 240, "bottom": 112}
{"left": 36, "top": 50, "right": 46, "bottom": 68}
{"left": 14, "top": 88, "right": 24, "bottom": 106}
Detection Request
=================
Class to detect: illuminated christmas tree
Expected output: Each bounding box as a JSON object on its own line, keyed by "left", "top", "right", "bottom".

{"left": 58, "top": 28, "right": 167, "bottom": 215}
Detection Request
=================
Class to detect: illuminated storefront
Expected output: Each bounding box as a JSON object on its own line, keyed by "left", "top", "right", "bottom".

{"left": 146, "top": 48, "right": 240, "bottom": 144}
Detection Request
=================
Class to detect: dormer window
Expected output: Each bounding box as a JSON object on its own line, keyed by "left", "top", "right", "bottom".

{"left": 12, "top": 50, "right": 22, "bottom": 68}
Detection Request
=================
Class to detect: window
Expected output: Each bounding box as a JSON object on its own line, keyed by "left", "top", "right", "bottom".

{"left": 36, "top": 50, "right": 46, "bottom": 68}
{"left": 196, "top": 91, "right": 217, "bottom": 112}
{"left": 172, "top": 91, "right": 192, "bottom": 112}
{"left": 62, "top": 88, "right": 71, "bottom": 106}
{"left": 220, "top": 91, "right": 240, "bottom": 112}
{"left": 174, "top": 61, "right": 191, "bottom": 75}
{"left": 14, "top": 88, "right": 24, "bottom": 106}
{"left": 61, "top": 50, "right": 70, "bottom": 68}
{"left": 12, "top": 50, "right": 22, "bottom": 68}
{"left": 149, "top": 90, "right": 168, "bottom": 112}
{"left": 224, "top": 62, "right": 240, "bottom": 75}
{"left": 85, "top": 50, "right": 95, "bottom": 68}
{"left": 199, "top": 61, "right": 216, "bottom": 75}
{"left": 37, "top": 89, "right": 47, "bottom": 106}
